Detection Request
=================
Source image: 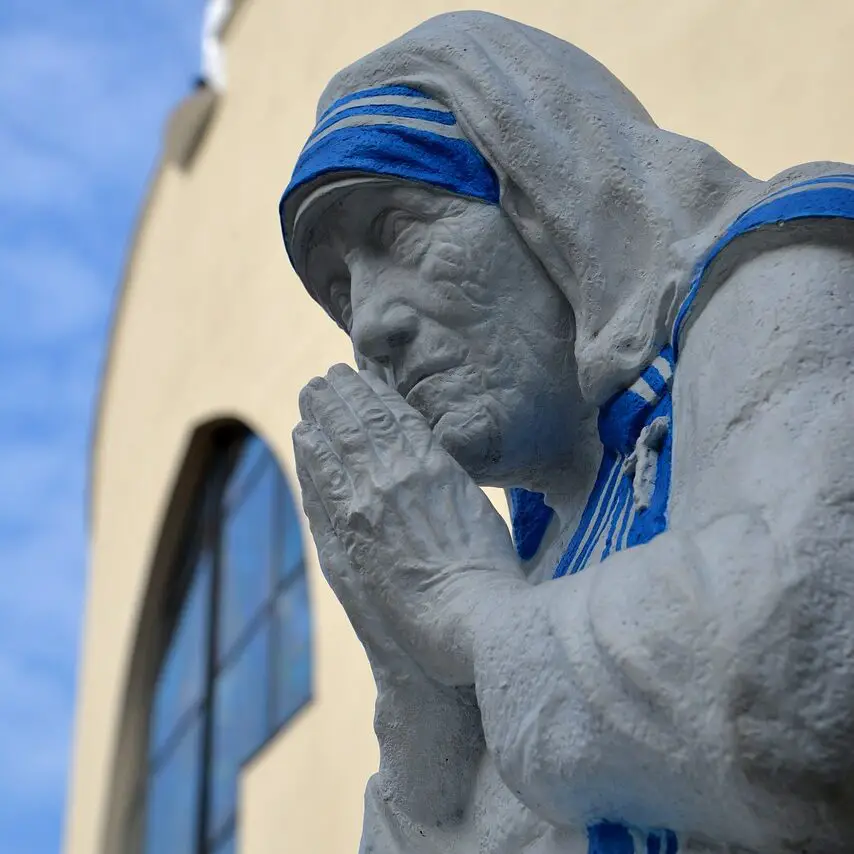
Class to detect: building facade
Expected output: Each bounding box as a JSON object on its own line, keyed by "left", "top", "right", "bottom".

{"left": 64, "top": 2, "right": 854, "bottom": 853}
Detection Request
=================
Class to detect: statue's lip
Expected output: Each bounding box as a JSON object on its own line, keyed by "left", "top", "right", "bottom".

{"left": 399, "top": 364, "right": 456, "bottom": 401}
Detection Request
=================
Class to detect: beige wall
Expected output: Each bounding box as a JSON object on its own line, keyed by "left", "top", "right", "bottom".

{"left": 64, "top": 1, "right": 854, "bottom": 853}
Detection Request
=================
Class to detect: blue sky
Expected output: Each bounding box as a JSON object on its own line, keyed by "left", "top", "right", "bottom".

{"left": 0, "top": 2, "right": 207, "bottom": 851}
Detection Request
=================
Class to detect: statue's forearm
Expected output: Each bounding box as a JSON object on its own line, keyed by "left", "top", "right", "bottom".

{"left": 471, "top": 512, "right": 854, "bottom": 852}
{"left": 369, "top": 666, "right": 484, "bottom": 828}
{"left": 360, "top": 768, "right": 474, "bottom": 854}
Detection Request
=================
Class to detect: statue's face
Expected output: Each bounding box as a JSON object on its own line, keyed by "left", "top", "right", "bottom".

{"left": 302, "top": 183, "right": 587, "bottom": 486}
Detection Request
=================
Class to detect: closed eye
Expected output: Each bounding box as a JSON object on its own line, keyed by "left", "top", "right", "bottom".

{"left": 328, "top": 278, "right": 352, "bottom": 331}
{"left": 371, "top": 208, "right": 419, "bottom": 249}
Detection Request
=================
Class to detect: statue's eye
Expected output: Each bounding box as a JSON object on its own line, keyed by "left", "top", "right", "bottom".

{"left": 328, "top": 279, "right": 352, "bottom": 331}
{"left": 373, "top": 209, "right": 418, "bottom": 248}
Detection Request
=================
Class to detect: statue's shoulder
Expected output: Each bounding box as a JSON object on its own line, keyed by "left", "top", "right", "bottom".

{"left": 712, "top": 160, "right": 854, "bottom": 268}
{"left": 673, "top": 162, "right": 854, "bottom": 359}
{"left": 766, "top": 160, "right": 854, "bottom": 191}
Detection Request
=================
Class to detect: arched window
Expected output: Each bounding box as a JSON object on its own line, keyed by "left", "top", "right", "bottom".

{"left": 141, "top": 430, "right": 311, "bottom": 854}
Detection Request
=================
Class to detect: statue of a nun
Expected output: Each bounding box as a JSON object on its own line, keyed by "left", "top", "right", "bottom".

{"left": 280, "top": 12, "right": 854, "bottom": 854}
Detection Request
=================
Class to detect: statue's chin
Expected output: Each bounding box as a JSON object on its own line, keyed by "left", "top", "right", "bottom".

{"left": 433, "top": 407, "right": 504, "bottom": 485}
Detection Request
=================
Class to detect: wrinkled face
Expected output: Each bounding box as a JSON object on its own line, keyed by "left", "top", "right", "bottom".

{"left": 300, "top": 182, "right": 587, "bottom": 486}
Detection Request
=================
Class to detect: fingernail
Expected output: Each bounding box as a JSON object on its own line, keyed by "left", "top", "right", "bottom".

{"left": 299, "top": 379, "right": 325, "bottom": 418}
{"left": 328, "top": 363, "right": 354, "bottom": 380}
{"left": 292, "top": 422, "right": 310, "bottom": 446}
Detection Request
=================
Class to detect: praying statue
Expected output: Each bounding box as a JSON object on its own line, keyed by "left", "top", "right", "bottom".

{"left": 279, "top": 12, "right": 854, "bottom": 854}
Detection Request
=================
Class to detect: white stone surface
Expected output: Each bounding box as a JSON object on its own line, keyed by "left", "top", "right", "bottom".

{"left": 287, "top": 12, "right": 854, "bottom": 853}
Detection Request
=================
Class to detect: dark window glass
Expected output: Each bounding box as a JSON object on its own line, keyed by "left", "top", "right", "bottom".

{"left": 274, "top": 573, "right": 312, "bottom": 727}
{"left": 139, "top": 429, "right": 311, "bottom": 854}
{"left": 224, "top": 435, "right": 269, "bottom": 508}
{"left": 212, "top": 832, "right": 236, "bottom": 854}
{"left": 219, "top": 462, "right": 277, "bottom": 658}
{"left": 208, "top": 624, "right": 270, "bottom": 841}
{"left": 144, "top": 714, "right": 203, "bottom": 854}
{"left": 150, "top": 553, "right": 211, "bottom": 759}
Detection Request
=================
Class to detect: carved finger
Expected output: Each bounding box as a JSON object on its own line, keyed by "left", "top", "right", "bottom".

{"left": 294, "top": 450, "right": 339, "bottom": 555}
{"left": 326, "top": 364, "right": 411, "bottom": 463}
{"left": 295, "top": 456, "right": 357, "bottom": 593}
{"left": 299, "top": 376, "right": 375, "bottom": 464}
{"left": 296, "top": 450, "right": 409, "bottom": 669}
{"left": 326, "top": 363, "right": 433, "bottom": 458}
{"left": 358, "top": 368, "right": 435, "bottom": 454}
{"left": 294, "top": 427, "right": 371, "bottom": 598}
{"left": 292, "top": 421, "right": 352, "bottom": 525}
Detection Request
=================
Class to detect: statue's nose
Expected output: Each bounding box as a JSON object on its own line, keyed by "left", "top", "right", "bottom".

{"left": 350, "top": 299, "right": 419, "bottom": 368}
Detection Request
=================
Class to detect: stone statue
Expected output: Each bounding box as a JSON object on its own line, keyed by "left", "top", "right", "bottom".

{"left": 279, "top": 12, "right": 854, "bottom": 853}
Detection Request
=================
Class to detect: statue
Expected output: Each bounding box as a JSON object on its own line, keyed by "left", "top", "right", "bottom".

{"left": 279, "top": 12, "right": 854, "bottom": 853}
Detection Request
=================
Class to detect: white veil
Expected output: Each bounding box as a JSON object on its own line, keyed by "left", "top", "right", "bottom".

{"left": 312, "top": 11, "right": 757, "bottom": 402}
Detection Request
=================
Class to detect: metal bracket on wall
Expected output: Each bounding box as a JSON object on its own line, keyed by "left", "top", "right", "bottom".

{"left": 163, "top": 86, "right": 219, "bottom": 171}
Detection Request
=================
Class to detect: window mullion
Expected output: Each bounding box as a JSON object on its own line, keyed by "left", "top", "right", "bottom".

{"left": 197, "top": 450, "right": 228, "bottom": 854}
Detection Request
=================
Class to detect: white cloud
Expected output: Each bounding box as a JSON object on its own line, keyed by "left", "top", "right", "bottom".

{"left": 0, "top": 345, "right": 101, "bottom": 425}
{"left": 0, "top": 498, "right": 86, "bottom": 655}
{"left": 0, "top": 647, "right": 76, "bottom": 799}
{"left": 0, "top": 131, "right": 90, "bottom": 210}
{"left": 0, "top": 28, "right": 179, "bottom": 166}
{"left": 0, "top": 3, "right": 208, "bottom": 852}
{"left": 0, "top": 440, "right": 85, "bottom": 527}
{"left": 0, "top": 249, "right": 110, "bottom": 347}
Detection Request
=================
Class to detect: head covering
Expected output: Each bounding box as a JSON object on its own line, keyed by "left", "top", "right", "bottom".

{"left": 286, "top": 84, "right": 500, "bottom": 215}
{"left": 281, "top": 11, "right": 760, "bottom": 403}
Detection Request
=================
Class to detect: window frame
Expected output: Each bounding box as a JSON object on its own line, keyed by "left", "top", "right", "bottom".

{"left": 138, "top": 426, "right": 312, "bottom": 854}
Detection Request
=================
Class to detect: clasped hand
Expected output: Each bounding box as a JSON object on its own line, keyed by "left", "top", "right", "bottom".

{"left": 292, "top": 363, "right": 524, "bottom": 686}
